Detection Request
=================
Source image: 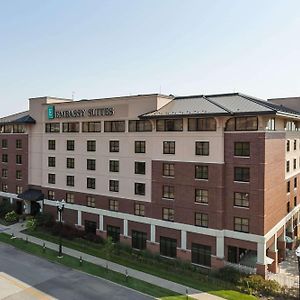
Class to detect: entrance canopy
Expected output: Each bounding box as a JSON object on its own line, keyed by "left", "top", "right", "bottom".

{"left": 18, "top": 189, "right": 44, "bottom": 201}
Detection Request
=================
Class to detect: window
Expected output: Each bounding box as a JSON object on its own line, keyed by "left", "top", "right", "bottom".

{"left": 48, "top": 173, "right": 55, "bottom": 184}
{"left": 188, "top": 118, "right": 216, "bottom": 131}
{"left": 107, "top": 225, "right": 120, "bottom": 243}
{"left": 87, "top": 177, "right": 95, "bottom": 189}
{"left": 16, "top": 170, "right": 22, "bottom": 180}
{"left": 287, "top": 181, "right": 290, "bottom": 193}
{"left": 135, "top": 183, "right": 145, "bottom": 195}
{"left": 45, "top": 123, "right": 60, "bottom": 133}
{"left": 160, "top": 236, "right": 177, "bottom": 258}
{"left": 66, "top": 193, "right": 74, "bottom": 204}
{"left": 48, "top": 190, "right": 55, "bottom": 200}
{"left": 285, "top": 121, "right": 298, "bottom": 131}
{"left": 163, "top": 163, "right": 174, "bottom": 177}
{"left": 286, "top": 161, "right": 290, "bottom": 173}
{"left": 13, "top": 124, "right": 25, "bottom": 133}
{"left": 48, "top": 157, "right": 56, "bottom": 167}
{"left": 287, "top": 202, "right": 290, "bottom": 213}
{"left": 266, "top": 118, "right": 275, "bottom": 131}
{"left": 135, "top": 162, "right": 145, "bottom": 175}
{"left": 16, "top": 186, "right": 23, "bottom": 194}
{"left": 294, "top": 196, "right": 297, "bottom": 207}
{"left": 195, "top": 189, "right": 208, "bottom": 204}
{"left": 62, "top": 122, "right": 79, "bottom": 132}
{"left": 294, "top": 140, "right": 297, "bottom": 150}
{"left": 109, "top": 160, "right": 119, "bottom": 172}
{"left": 234, "top": 217, "right": 249, "bottom": 233}
{"left": 82, "top": 122, "right": 101, "bottom": 132}
{"left": 109, "top": 180, "right": 119, "bottom": 192}
{"left": 2, "top": 183, "right": 8, "bottom": 192}
{"left": 294, "top": 159, "right": 297, "bottom": 170}
{"left": 162, "top": 185, "right": 174, "bottom": 199}
{"left": 195, "top": 165, "right": 208, "bottom": 180}
{"left": 66, "top": 158, "right": 75, "bottom": 169}
{"left": 162, "top": 208, "right": 174, "bottom": 221}
{"left": 156, "top": 119, "right": 183, "bottom": 131}
{"left": 66, "top": 175, "right": 75, "bottom": 187}
{"left": 104, "top": 121, "right": 125, "bottom": 132}
{"left": 234, "top": 192, "right": 249, "bottom": 207}
{"left": 16, "top": 139, "right": 22, "bottom": 149}
{"left": 163, "top": 141, "right": 175, "bottom": 154}
{"left": 87, "top": 196, "right": 95, "bottom": 207}
{"left": 16, "top": 155, "right": 22, "bottom": 165}
{"left": 2, "top": 125, "right": 12, "bottom": 133}
{"left": 48, "top": 140, "right": 56, "bottom": 150}
{"left": 295, "top": 177, "right": 297, "bottom": 189}
{"left": 67, "top": 140, "right": 75, "bottom": 151}
{"left": 287, "top": 140, "right": 290, "bottom": 152}
{"left": 109, "top": 199, "right": 119, "bottom": 211}
{"left": 132, "top": 230, "right": 147, "bottom": 250}
{"left": 87, "top": 140, "right": 96, "bottom": 152}
{"left": 87, "top": 159, "right": 96, "bottom": 171}
{"left": 135, "top": 141, "right": 145, "bottom": 153}
{"left": 234, "top": 167, "right": 250, "bottom": 182}
{"left": 195, "top": 213, "right": 208, "bottom": 227}
{"left": 191, "top": 243, "right": 211, "bottom": 267}
{"left": 134, "top": 203, "right": 145, "bottom": 216}
{"left": 2, "top": 154, "right": 8, "bottom": 163}
{"left": 195, "top": 142, "right": 209, "bottom": 156}
{"left": 234, "top": 142, "right": 250, "bottom": 156}
{"left": 1, "top": 169, "right": 8, "bottom": 178}
{"left": 110, "top": 140, "right": 119, "bottom": 152}
{"left": 1, "top": 139, "right": 7, "bottom": 149}
{"left": 129, "top": 120, "right": 152, "bottom": 132}
{"left": 225, "top": 117, "right": 258, "bottom": 131}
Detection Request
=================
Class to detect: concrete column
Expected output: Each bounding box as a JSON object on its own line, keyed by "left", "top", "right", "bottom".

{"left": 99, "top": 214, "right": 103, "bottom": 231}
{"left": 77, "top": 210, "right": 82, "bottom": 226}
{"left": 216, "top": 235, "right": 224, "bottom": 259}
{"left": 257, "top": 241, "right": 267, "bottom": 265}
{"left": 150, "top": 224, "right": 156, "bottom": 243}
{"left": 123, "top": 219, "right": 128, "bottom": 237}
{"left": 181, "top": 230, "right": 187, "bottom": 250}
{"left": 9, "top": 197, "right": 13, "bottom": 204}
{"left": 270, "top": 233, "right": 277, "bottom": 252}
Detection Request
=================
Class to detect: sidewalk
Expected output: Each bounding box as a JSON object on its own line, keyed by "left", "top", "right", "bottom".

{"left": 1, "top": 223, "right": 223, "bottom": 300}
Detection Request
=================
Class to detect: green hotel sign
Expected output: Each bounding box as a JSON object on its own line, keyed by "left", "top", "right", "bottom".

{"left": 47, "top": 105, "right": 114, "bottom": 120}
{"left": 47, "top": 106, "right": 55, "bottom": 119}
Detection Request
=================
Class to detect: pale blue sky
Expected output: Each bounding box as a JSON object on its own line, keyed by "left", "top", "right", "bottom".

{"left": 1, "top": 1, "right": 300, "bottom": 117}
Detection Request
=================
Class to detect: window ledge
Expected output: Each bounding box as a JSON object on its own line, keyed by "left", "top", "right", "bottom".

{"left": 195, "top": 178, "right": 208, "bottom": 181}
{"left": 233, "top": 155, "right": 250, "bottom": 158}
{"left": 233, "top": 181, "right": 249, "bottom": 184}
{"left": 233, "top": 205, "right": 249, "bottom": 209}
{"left": 195, "top": 202, "right": 208, "bottom": 205}
{"left": 162, "top": 197, "right": 174, "bottom": 201}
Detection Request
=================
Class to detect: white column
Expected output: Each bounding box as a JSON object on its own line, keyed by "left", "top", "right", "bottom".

{"left": 270, "top": 233, "right": 278, "bottom": 252}
{"left": 216, "top": 235, "right": 224, "bottom": 258}
{"left": 290, "top": 215, "right": 294, "bottom": 233}
{"left": 181, "top": 230, "right": 187, "bottom": 250}
{"left": 150, "top": 224, "right": 156, "bottom": 242}
{"left": 10, "top": 197, "right": 13, "bottom": 204}
{"left": 123, "top": 219, "right": 128, "bottom": 236}
{"left": 77, "top": 210, "right": 82, "bottom": 226}
{"left": 257, "top": 241, "right": 267, "bottom": 265}
{"left": 99, "top": 214, "right": 104, "bottom": 231}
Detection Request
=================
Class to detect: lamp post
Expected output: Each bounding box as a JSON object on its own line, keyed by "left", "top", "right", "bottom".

{"left": 295, "top": 246, "right": 300, "bottom": 300}
{"left": 56, "top": 199, "right": 65, "bottom": 258}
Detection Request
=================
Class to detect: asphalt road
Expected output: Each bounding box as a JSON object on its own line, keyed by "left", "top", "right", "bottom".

{"left": 0, "top": 242, "right": 153, "bottom": 300}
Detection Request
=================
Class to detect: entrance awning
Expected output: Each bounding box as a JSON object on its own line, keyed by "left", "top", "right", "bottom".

{"left": 266, "top": 256, "right": 274, "bottom": 265}
{"left": 18, "top": 189, "right": 44, "bottom": 201}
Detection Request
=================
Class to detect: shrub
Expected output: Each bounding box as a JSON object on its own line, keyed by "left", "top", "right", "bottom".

{"left": 4, "top": 211, "right": 18, "bottom": 223}
{"left": 35, "top": 212, "right": 54, "bottom": 228}
{"left": 26, "top": 218, "right": 37, "bottom": 231}
{"left": 83, "top": 233, "right": 103, "bottom": 244}
{"left": 0, "top": 202, "right": 16, "bottom": 218}
{"left": 213, "top": 266, "right": 246, "bottom": 284}
{"left": 50, "top": 223, "right": 83, "bottom": 240}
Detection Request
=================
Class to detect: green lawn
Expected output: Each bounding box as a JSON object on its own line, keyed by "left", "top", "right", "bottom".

{"left": 22, "top": 228, "right": 257, "bottom": 300}
{"left": 0, "top": 233, "right": 179, "bottom": 299}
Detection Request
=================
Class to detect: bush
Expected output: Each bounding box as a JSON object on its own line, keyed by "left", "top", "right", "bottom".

{"left": 51, "top": 223, "right": 83, "bottom": 240}
{"left": 0, "top": 202, "right": 16, "bottom": 218}
{"left": 83, "top": 233, "right": 103, "bottom": 244}
{"left": 26, "top": 218, "right": 37, "bottom": 231}
{"left": 35, "top": 212, "right": 54, "bottom": 228}
{"left": 238, "top": 275, "right": 282, "bottom": 297}
{"left": 4, "top": 211, "right": 18, "bottom": 223}
{"left": 213, "top": 266, "right": 246, "bottom": 284}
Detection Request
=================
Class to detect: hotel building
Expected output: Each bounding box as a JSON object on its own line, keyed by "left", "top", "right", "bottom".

{"left": 1, "top": 92, "right": 300, "bottom": 277}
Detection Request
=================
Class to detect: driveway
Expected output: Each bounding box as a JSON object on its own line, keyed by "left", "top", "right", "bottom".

{"left": 0, "top": 242, "right": 153, "bottom": 300}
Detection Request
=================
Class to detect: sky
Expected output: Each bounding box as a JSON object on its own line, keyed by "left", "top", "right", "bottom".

{"left": 1, "top": 0, "right": 300, "bottom": 117}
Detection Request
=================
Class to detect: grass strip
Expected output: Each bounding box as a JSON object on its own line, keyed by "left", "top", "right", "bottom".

{"left": 23, "top": 228, "right": 256, "bottom": 300}
{"left": 0, "top": 233, "right": 179, "bottom": 299}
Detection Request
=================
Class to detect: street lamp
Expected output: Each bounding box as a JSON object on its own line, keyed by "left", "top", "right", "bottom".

{"left": 295, "top": 246, "right": 300, "bottom": 300}
{"left": 56, "top": 199, "right": 65, "bottom": 258}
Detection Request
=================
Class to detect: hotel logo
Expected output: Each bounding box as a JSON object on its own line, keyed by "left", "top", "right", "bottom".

{"left": 47, "top": 106, "right": 55, "bottom": 119}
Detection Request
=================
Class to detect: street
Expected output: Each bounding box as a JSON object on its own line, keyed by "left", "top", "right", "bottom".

{"left": 0, "top": 242, "right": 153, "bottom": 300}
